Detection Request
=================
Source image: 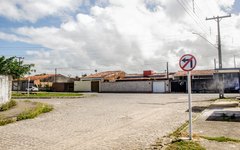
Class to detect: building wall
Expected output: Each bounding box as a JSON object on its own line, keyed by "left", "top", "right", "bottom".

{"left": 74, "top": 81, "right": 91, "bottom": 92}
{"left": 153, "top": 80, "right": 170, "bottom": 93}
{"left": 52, "top": 83, "right": 74, "bottom": 92}
{"left": 0, "top": 75, "right": 12, "bottom": 104}
{"left": 100, "top": 81, "right": 152, "bottom": 93}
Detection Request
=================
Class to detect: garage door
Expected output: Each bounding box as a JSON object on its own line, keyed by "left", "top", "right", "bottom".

{"left": 153, "top": 81, "right": 165, "bottom": 93}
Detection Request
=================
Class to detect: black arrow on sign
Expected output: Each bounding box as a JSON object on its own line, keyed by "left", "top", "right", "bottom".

{"left": 182, "top": 57, "right": 193, "bottom": 68}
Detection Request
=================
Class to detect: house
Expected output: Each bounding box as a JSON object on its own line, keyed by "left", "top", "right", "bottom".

{"left": 74, "top": 70, "right": 174, "bottom": 93}
{"left": 52, "top": 82, "right": 74, "bottom": 92}
{"left": 12, "top": 74, "right": 72, "bottom": 91}
{"left": 100, "top": 70, "right": 174, "bottom": 93}
{"left": 172, "top": 70, "right": 216, "bottom": 93}
{"left": 172, "top": 69, "right": 240, "bottom": 93}
{"left": 214, "top": 68, "right": 240, "bottom": 93}
{"left": 0, "top": 75, "right": 12, "bottom": 104}
{"left": 74, "top": 71, "right": 125, "bottom": 92}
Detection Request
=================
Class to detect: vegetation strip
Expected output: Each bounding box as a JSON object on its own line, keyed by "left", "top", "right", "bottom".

{"left": 0, "top": 100, "right": 17, "bottom": 111}
{"left": 200, "top": 136, "right": 240, "bottom": 143}
{"left": 165, "top": 140, "right": 205, "bottom": 150}
{"left": 170, "top": 121, "right": 189, "bottom": 137}
{"left": 17, "top": 102, "right": 53, "bottom": 120}
{"left": 0, "top": 101, "right": 53, "bottom": 126}
{"left": 12, "top": 92, "right": 83, "bottom": 98}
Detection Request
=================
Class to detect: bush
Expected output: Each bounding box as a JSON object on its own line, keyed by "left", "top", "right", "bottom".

{"left": 0, "top": 100, "right": 17, "bottom": 111}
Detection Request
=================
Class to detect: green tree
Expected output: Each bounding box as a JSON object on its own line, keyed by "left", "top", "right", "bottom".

{"left": 0, "top": 56, "right": 34, "bottom": 79}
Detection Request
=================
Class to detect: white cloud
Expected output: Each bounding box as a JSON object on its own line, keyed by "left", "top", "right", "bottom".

{"left": 0, "top": 0, "right": 239, "bottom": 75}
{"left": 0, "top": 0, "right": 84, "bottom": 22}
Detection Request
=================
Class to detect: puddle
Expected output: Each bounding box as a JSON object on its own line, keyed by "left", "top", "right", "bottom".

{"left": 206, "top": 111, "right": 240, "bottom": 122}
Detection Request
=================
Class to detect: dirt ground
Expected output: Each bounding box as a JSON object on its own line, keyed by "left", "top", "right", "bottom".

{"left": 1, "top": 93, "right": 237, "bottom": 150}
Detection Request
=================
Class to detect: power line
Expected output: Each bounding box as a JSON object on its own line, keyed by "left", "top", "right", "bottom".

{"left": 176, "top": 0, "right": 209, "bottom": 34}
{"left": 181, "top": 0, "right": 210, "bottom": 32}
{"left": 177, "top": 0, "right": 211, "bottom": 34}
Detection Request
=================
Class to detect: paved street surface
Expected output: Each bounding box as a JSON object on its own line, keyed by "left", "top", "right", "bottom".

{"left": 0, "top": 93, "right": 238, "bottom": 150}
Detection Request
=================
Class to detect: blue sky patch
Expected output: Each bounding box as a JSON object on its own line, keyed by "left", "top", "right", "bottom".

{"left": 232, "top": 0, "right": 240, "bottom": 14}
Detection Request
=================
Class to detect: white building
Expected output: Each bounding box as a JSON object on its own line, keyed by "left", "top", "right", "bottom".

{"left": 0, "top": 75, "right": 12, "bottom": 104}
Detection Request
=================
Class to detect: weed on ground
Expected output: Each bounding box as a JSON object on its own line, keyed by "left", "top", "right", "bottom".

{"left": 0, "top": 101, "right": 53, "bottom": 126}
{"left": 200, "top": 136, "right": 240, "bottom": 143}
{"left": 165, "top": 140, "right": 205, "bottom": 150}
{"left": 17, "top": 103, "right": 53, "bottom": 120}
{"left": 0, "top": 100, "right": 17, "bottom": 111}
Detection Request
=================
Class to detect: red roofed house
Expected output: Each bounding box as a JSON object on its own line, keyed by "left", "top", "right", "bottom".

{"left": 74, "top": 71, "right": 126, "bottom": 92}
{"left": 13, "top": 74, "right": 72, "bottom": 91}
{"left": 172, "top": 70, "right": 217, "bottom": 93}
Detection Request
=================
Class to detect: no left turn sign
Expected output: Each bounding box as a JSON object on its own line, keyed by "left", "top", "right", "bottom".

{"left": 179, "top": 54, "right": 197, "bottom": 71}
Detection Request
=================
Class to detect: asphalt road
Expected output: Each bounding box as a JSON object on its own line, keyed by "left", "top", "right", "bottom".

{"left": 0, "top": 93, "right": 238, "bottom": 150}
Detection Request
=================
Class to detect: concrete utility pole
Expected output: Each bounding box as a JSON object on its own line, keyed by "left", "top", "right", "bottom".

{"left": 15, "top": 57, "right": 24, "bottom": 93}
{"left": 214, "top": 58, "right": 216, "bottom": 69}
{"left": 166, "top": 62, "right": 169, "bottom": 80}
{"left": 54, "top": 68, "right": 57, "bottom": 83}
{"left": 206, "top": 14, "right": 231, "bottom": 98}
{"left": 192, "top": 0, "right": 195, "bottom": 13}
{"left": 234, "top": 55, "right": 236, "bottom": 68}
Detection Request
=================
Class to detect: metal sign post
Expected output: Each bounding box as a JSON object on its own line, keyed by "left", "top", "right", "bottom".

{"left": 187, "top": 71, "right": 192, "bottom": 140}
{"left": 179, "top": 54, "right": 197, "bottom": 140}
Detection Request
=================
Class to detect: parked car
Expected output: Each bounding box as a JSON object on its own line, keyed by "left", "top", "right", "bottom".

{"left": 26, "top": 86, "right": 39, "bottom": 92}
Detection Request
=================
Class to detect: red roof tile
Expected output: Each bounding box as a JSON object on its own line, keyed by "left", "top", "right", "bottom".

{"left": 20, "top": 74, "right": 59, "bottom": 81}
{"left": 174, "top": 70, "right": 215, "bottom": 76}
{"left": 85, "top": 71, "right": 125, "bottom": 78}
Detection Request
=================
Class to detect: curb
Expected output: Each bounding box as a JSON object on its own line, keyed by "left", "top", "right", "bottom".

{"left": 12, "top": 96, "right": 84, "bottom": 99}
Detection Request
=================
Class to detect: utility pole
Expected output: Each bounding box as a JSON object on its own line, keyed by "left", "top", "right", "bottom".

{"left": 166, "top": 62, "right": 169, "bottom": 80}
{"left": 192, "top": 0, "right": 195, "bottom": 13}
{"left": 214, "top": 58, "right": 216, "bottom": 69}
{"left": 206, "top": 14, "right": 231, "bottom": 98}
{"left": 234, "top": 55, "right": 236, "bottom": 68}
{"left": 54, "top": 68, "right": 57, "bottom": 83}
{"left": 15, "top": 56, "right": 24, "bottom": 93}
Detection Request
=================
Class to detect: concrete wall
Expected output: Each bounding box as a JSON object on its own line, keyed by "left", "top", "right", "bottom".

{"left": 0, "top": 75, "right": 12, "bottom": 104}
{"left": 100, "top": 81, "right": 152, "bottom": 93}
{"left": 74, "top": 81, "right": 91, "bottom": 92}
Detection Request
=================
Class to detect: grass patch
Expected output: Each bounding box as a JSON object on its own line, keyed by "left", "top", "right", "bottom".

{"left": 17, "top": 102, "right": 53, "bottom": 120}
{"left": 12, "top": 92, "right": 83, "bottom": 98}
{"left": 166, "top": 140, "right": 205, "bottom": 150}
{"left": 0, "top": 117, "right": 16, "bottom": 126}
{"left": 201, "top": 136, "right": 240, "bottom": 143}
{"left": 170, "top": 121, "right": 189, "bottom": 137}
{"left": 0, "top": 100, "right": 17, "bottom": 111}
{"left": 0, "top": 101, "right": 53, "bottom": 126}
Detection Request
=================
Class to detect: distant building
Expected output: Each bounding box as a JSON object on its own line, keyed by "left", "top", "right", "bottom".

{"left": 173, "top": 70, "right": 215, "bottom": 93}
{"left": 74, "top": 70, "right": 174, "bottom": 93}
{"left": 74, "top": 71, "right": 125, "bottom": 92}
{"left": 12, "top": 74, "right": 73, "bottom": 91}
{"left": 172, "top": 69, "right": 240, "bottom": 93}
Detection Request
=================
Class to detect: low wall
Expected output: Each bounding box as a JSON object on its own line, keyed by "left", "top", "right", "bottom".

{"left": 100, "top": 81, "right": 152, "bottom": 93}
{"left": 0, "top": 75, "right": 12, "bottom": 104}
{"left": 74, "top": 81, "right": 91, "bottom": 92}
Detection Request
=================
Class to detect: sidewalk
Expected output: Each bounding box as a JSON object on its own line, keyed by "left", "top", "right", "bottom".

{"left": 193, "top": 99, "right": 240, "bottom": 150}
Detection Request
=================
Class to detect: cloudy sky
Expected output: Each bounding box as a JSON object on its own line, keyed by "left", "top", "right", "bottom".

{"left": 0, "top": 0, "right": 239, "bottom": 76}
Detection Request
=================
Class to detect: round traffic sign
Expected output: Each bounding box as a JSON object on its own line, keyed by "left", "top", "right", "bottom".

{"left": 179, "top": 54, "right": 197, "bottom": 71}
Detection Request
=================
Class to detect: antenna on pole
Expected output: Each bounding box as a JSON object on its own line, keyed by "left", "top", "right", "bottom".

{"left": 192, "top": 0, "right": 195, "bottom": 13}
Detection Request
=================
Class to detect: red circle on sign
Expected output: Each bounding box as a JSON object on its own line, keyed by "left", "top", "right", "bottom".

{"left": 179, "top": 54, "right": 197, "bottom": 71}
